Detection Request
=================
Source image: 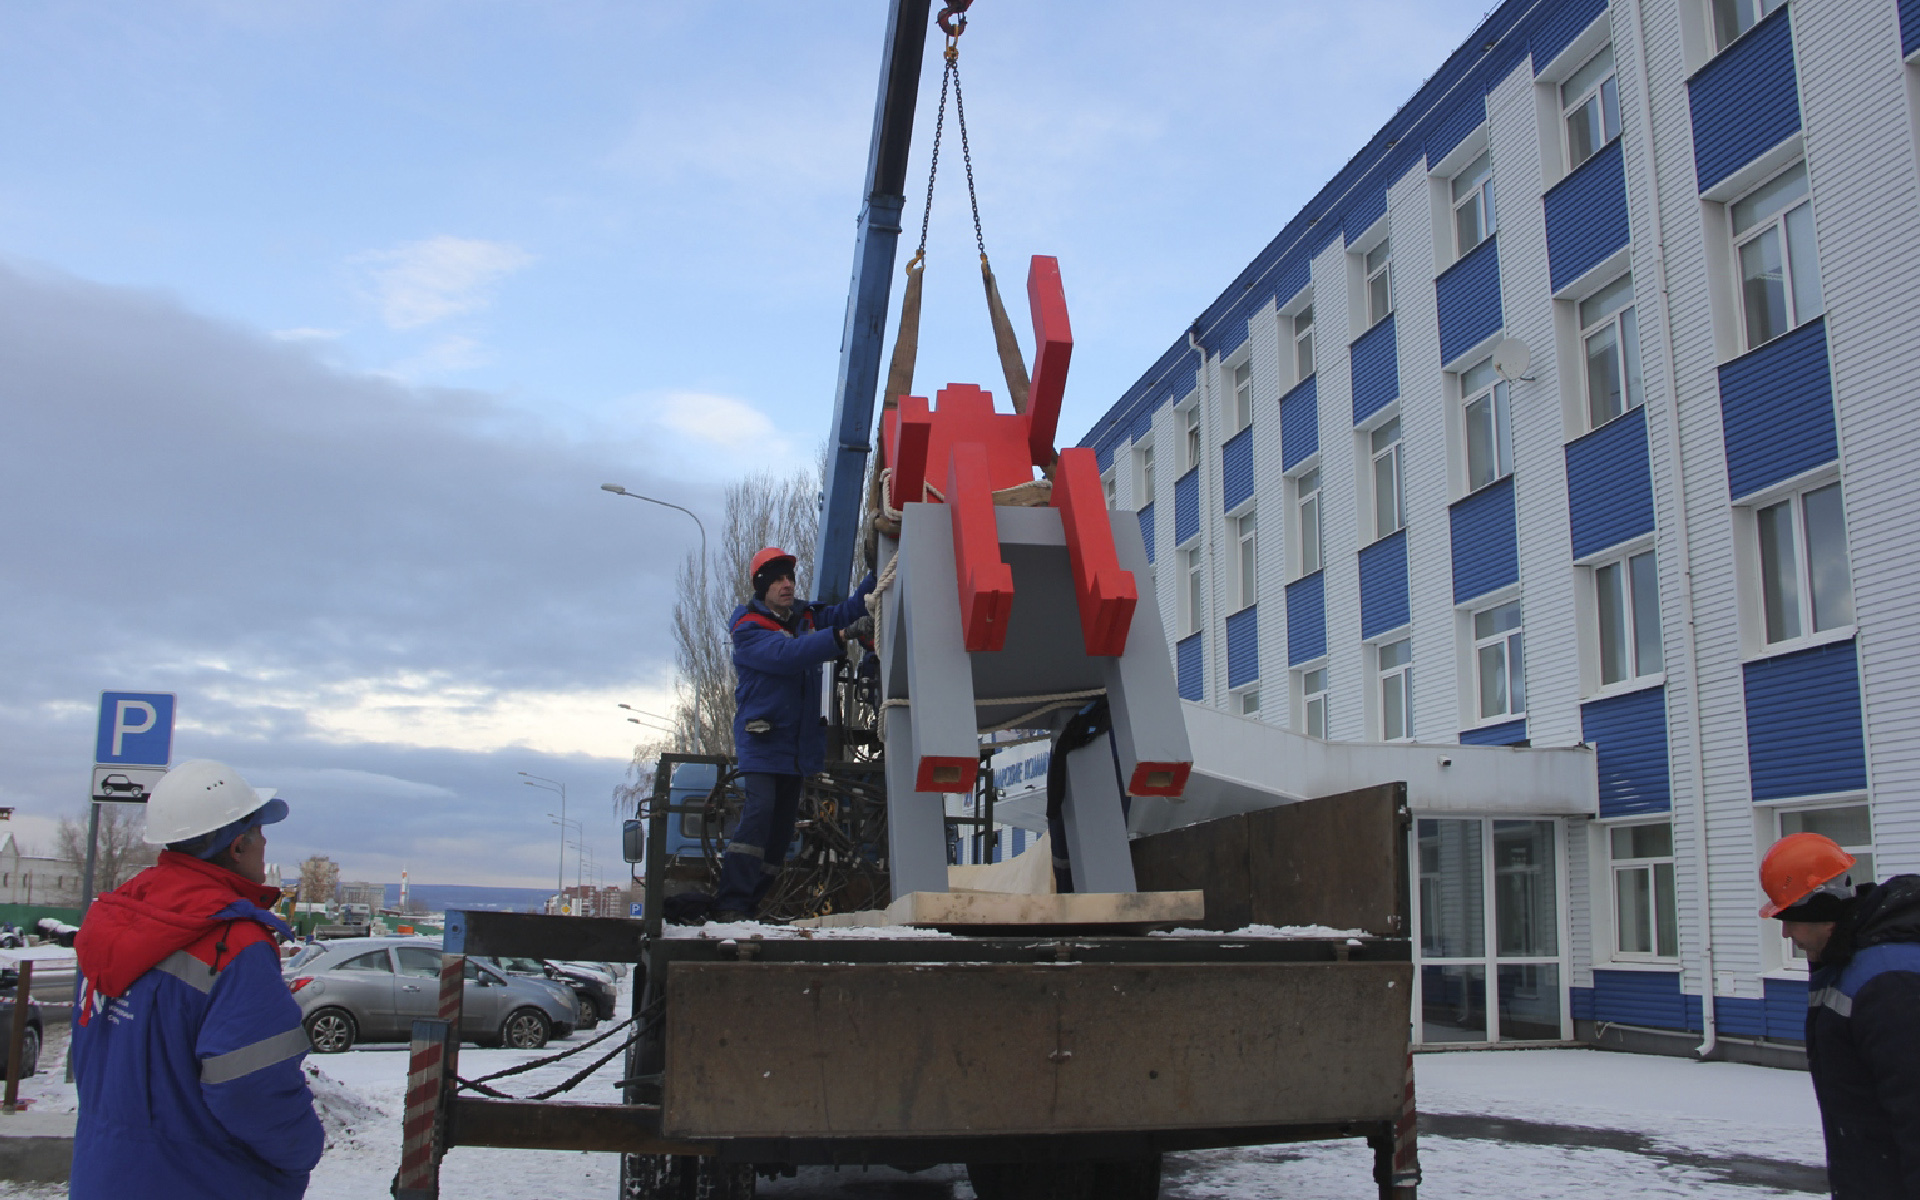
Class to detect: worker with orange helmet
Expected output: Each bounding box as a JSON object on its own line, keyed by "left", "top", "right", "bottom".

{"left": 1758, "top": 831, "right": 1920, "bottom": 1197}
{"left": 709, "top": 547, "right": 873, "bottom": 922}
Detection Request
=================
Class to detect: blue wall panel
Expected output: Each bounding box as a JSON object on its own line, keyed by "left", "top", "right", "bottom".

{"left": 1226, "top": 605, "right": 1259, "bottom": 689}
{"left": 1565, "top": 404, "right": 1655, "bottom": 559}
{"left": 1174, "top": 467, "right": 1200, "bottom": 545}
{"left": 1222, "top": 426, "right": 1255, "bottom": 511}
{"left": 1587, "top": 970, "right": 1702, "bottom": 1032}
{"left": 1718, "top": 317, "right": 1836, "bottom": 500}
{"left": 1763, "top": 977, "right": 1809, "bottom": 1040}
{"left": 1137, "top": 502, "right": 1155, "bottom": 565}
{"left": 1281, "top": 376, "right": 1319, "bottom": 471}
{"left": 1744, "top": 639, "right": 1867, "bottom": 801}
{"left": 1424, "top": 97, "right": 1486, "bottom": 166}
{"left": 1129, "top": 406, "right": 1154, "bottom": 445}
{"left": 1436, "top": 235, "right": 1504, "bottom": 365}
{"left": 1095, "top": 439, "right": 1116, "bottom": 475}
{"left": 1544, "top": 138, "right": 1630, "bottom": 292}
{"left": 1177, "top": 633, "right": 1204, "bottom": 702}
{"left": 1286, "top": 573, "right": 1326, "bottom": 665}
{"left": 1460, "top": 718, "right": 1528, "bottom": 747}
{"left": 1906, "top": 0, "right": 1920, "bottom": 57}
{"left": 1688, "top": 6, "right": 1800, "bottom": 193}
{"left": 1581, "top": 685, "right": 1672, "bottom": 817}
{"left": 1450, "top": 475, "right": 1519, "bottom": 603}
{"left": 1350, "top": 314, "right": 1401, "bottom": 425}
{"left": 1359, "top": 529, "right": 1410, "bottom": 640}
{"left": 1342, "top": 190, "right": 1388, "bottom": 244}
{"left": 1529, "top": 0, "right": 1609, "bottom": 72}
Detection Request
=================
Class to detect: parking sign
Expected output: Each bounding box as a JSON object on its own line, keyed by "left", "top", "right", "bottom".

{"left": 95, "top": 692, "right": 176, "bottom": 767}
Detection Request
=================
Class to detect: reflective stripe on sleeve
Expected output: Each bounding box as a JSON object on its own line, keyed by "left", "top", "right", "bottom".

{"left": 154, "top": 949, "right": 216, "bottom": 995}
{"left": 727, "top": 842, "right": 766, "bottom": 861}
{"left": 1808, "top": 986, "right": 1852, "bottom": 1018}
{"left": 201, "top": 1026, "right": 311, "bottom": 1085}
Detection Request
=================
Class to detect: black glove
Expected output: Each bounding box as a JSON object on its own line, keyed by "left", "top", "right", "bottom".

{"left": 844, "top": 615, "right": 875, "bottom": 643}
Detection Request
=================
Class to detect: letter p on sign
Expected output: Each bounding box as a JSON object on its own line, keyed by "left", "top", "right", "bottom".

{"left": 95, "top": 692, "right": 176, "bottom": 767}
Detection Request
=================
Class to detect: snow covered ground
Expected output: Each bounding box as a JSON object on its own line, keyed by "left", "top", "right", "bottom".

{"left": 3, "top": 987, "right": 1829, "bottom": 1199}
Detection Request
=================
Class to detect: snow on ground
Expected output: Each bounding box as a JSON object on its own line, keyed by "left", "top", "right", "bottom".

{"left": 1, "top": 975, "right": 1830, "bottom": 1199}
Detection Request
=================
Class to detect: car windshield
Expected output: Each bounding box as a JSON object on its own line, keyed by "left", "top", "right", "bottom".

{"left": 493, "top": 956, "right": 547, "bottom": 974}
{"left": 284, "top": 944, "right": 326, "bottom": 971}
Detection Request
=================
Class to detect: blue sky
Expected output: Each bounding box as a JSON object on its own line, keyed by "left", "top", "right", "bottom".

{"left": 0, "top": 1, "right": 1493, "bottom": 887}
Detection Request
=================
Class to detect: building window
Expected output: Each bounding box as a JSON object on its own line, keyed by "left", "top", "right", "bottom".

{"left": 1609, "top": 822, "right": 1678, "bottom": 960}
{"left": 1731, "top": 163, "right": 1823, "bottom": 351}
{"left": 1237, "top": 688, "right": 1261, "bottom": 716}
{"left": 1183, "top": 544, "right": 1204, "bottom": 636}
{"left": 1594, "top": 549, "right": 1663, "bottom": 687}
{"left": 1370, "top": 417, "right": 1405, "bottom": 540}
{"left": 1102, "top": 470, "right": 1116, "bottom": 509}
{"left": 1377, "top": 637, "right": 1414, "bottom": 741}
{"left": 1298, "top": 665, "right": 1330, "bottom": 738}
{"left": 1562, "top": 44, "right": 1621, "bottom": 171}
{"left": 1711, "top": 0, "right": 1785, "bottom": 50}
{"left": 1452, "top": 151, "right": 1496, "bottom": 256}
{"left": 1293, "top": 467, "right": 1323, "bottom": 577}
{"left": 1233, "top": 508, "right": 1258, "bottom": 610}
{"left": 1136, "top": 444, "right": 1155, "bottom": 509}
{"left": 1182, "top": 404, "right": 1202, "bottom": 471}
{"left": 1754, "top": 481, "right": 1852, "bottom": 645}
{"left": 1228, "top": 361, "right": 1253, "bottom": 435}
{"left": 1775, "top": 803, "right": 1873, "bottom": 961}
{"left": 1460, "top": 358, "right": 1513, "bottom": 493}
{"left": 1294, "top": 304, "right": 1316, "bottom": 381}
{"left": 1580, "top": 274, "right": 1643, "bottom": 429}
{"left": 1473, "top": 599, "right": 1526, "bottom": 721}
{"left": 1366, "top": 239, "right": 1394, "bottom": 326}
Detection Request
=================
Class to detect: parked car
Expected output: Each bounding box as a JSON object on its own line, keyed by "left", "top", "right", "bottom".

{"left": 0, "top": 991, "right": 43, "bottom": 1078}
{"left": 284, "top": 936, "right": 575, "bottom": 1054}
{"left": 478, "top": 957, "right": 617, "bottom": 1029}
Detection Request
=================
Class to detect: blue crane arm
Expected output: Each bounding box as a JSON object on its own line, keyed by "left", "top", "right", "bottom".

{"left": 812, "top": 0, "right": 932, "bottom": 603}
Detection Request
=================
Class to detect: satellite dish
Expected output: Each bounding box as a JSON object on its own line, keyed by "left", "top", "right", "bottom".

{"left": 1491, "top": 337, "right": 1532, "bottom": 382}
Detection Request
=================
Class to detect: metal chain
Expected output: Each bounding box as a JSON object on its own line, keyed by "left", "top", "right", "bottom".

{"left": 913, "top": 33, "right": 989, "bottom": 263}
{"left": 914, "top": 52, "right": 951, "bottom": 260}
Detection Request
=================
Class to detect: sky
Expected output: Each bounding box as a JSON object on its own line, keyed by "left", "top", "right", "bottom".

{"left": 0, "top": 1, "right": 1496, "bottom": 889}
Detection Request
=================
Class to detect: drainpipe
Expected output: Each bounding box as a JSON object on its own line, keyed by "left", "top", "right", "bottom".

{"left": 1627, "top": 0, "right": 1716, "bottom": 1059}
{"left": 1188, "top": 324, "right": 1216, "bottom": 704}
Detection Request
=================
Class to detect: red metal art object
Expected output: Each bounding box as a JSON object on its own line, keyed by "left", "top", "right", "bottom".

{"left": 881, "top": 255, "right": 1136, "bottom": 657}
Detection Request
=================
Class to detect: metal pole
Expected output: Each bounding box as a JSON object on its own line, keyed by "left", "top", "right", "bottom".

{"left": 601, "top": 486, "right": 708, "bottom": 751}
{"left": 78, "top": 802, "right": 102, "bottom": 920}
{"left": 520, "top": 774, "right": 567, "bottom": 914}
{"left": 5, "top": 960, "right": 33, "bottom": 1112}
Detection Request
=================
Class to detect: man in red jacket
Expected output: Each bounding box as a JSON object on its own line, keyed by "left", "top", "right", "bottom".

{"left": 72, "top": 760, "right": 324, "bottom": 1199}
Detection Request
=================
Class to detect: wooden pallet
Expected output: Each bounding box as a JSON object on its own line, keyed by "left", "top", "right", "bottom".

{"left": 791, "top": 889, "right": 1204, "bottom": 931}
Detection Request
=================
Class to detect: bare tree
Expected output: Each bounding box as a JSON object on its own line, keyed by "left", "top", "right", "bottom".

{"left": 615, "top": 459, "right": 824, "bottom": 814}
{"left": 297, "top": 855, "right": 340, "bottom": 907}
{"left": 56, "top": 804, "right": 159, "bottom": 897}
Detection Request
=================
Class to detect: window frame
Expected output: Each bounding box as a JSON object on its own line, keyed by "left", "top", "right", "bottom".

{"left": 1729, "top": 161, "right": 1823, "bottom": 352}
{"left": 1451, "top": 150, "right": 1497, "bottom": 257}
{"left": 1741, "top": 476, "right": 1854, "bottom": 656}
{"left": 1365, "top": 238, "right": 1394, "bottom": 327}
{"left": 1296, "top": 663, "right": 1330, "bottom": 739}
{"left": 1182, "top": 543, "right": 1205, "bottom": 637}
{"left": 1234, "top": 686, "right": 1261, "bottom": 717}
{"left": 1181, "top": 401, "right": 1203, "bottom": 472}
{"left": 1710, "top": 0, "right": 1786, "bottom": 52}
{"left": 1374, "top": 635, "right": 1414, "bottom": 742}
{"left": 1232, "top": 506, "right": 1258, "bottom": 611}
{"left": 1605, "top": 820, "right": 1680, "bottom": 964}
{"left": 1459, "top": 357, "right": 1514, "bottom": 495}
{"left": 1578, "top": 273, "right": 1644, "bottom": 431}
{"left": 1470, "top": 598, "right": 1527, "bottom": 723}
{"left": 1764, "top": 799, "right": 1875, "bottom": 968}
{"left": 1369, "top": 416, "right": 1406, "bottom": 542}
{"left": 1293, "top": 303, "right": 1316, "bottom": 383}
{"left": 1135, "top": 443, "right": 1156, "bottom": 511}
{"left": 1585, "top": 545, "right": 1664, "bottom": 694}
{"left": 1291, "top": 465, "right": 1323, "bottom": 579}
{"left": 1101, "top": 468, "right": 1117, "bottom": 510}
{"left": 1227, "top": 359, "right": 1254, "bottom": 436}
{"left": 1560, "top": 43, "right": 1621, "bottom": 173}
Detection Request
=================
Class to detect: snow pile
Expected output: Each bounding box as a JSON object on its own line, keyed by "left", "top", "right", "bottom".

{"left": 1151, "top": 923, "right": 1370, "bottom": 940}
{"left": 664, "top": 920, "right": 956, "bottom": 940}
{"left": 306, "top": 1059, "right": 392, "bottom": 1157}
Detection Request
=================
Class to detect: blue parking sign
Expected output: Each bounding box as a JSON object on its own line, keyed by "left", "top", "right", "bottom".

{"left": 95, "top": 692, "right": 176, "bottom": 766}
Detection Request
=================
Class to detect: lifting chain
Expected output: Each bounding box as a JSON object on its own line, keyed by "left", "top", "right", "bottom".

{"left": 914, "top": 0, "right": 987, "bottom": 266}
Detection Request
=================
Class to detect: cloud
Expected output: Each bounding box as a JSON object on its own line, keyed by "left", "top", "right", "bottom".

{"left": 651, "top": 390, "right": 783, "bottom": 450}
{"left": 356, "top": 235, "right": 534, "bottom": 330}
{"left": 0, "top": 259, "right": 709, "bottom": 883}
{"left": 270, "top": 327, "right": 344, "bottom": 342}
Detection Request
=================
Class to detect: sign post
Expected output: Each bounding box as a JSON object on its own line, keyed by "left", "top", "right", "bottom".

{"left": 83, "top": 692, "right": 176, "bottom": 913}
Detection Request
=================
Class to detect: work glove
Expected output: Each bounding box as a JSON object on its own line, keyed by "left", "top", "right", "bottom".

{"left": 842, "top": 615, "right": 875, "bottom": 655}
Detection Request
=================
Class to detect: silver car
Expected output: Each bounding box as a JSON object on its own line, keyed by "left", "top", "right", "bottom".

{"left": 284, "top": 936, "right": 577, "bottom": 1053}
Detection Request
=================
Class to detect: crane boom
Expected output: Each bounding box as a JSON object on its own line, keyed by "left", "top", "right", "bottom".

{"left": 812, "top": 0, "right": 933, "bottom": 602}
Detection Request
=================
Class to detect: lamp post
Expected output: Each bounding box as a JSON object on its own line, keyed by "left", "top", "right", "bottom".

{"left": 603, "top": 483, "right": 709, "bottom": 751}
{"left": 549, "top": 812, "right": 585, "bottom": 914}
{"left": 520, "top": 772, "right": 567, "bottom": 915}
{"left": 618, "top": 703, "right": 678, "bottom": 736}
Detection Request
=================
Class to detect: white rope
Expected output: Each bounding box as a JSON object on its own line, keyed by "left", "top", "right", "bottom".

{"left": 881, "top": 687, "right": 1106, "bottom": 737}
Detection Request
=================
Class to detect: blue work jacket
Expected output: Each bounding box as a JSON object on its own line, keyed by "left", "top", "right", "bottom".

{"left": 72, "top": 853, "right": 324, "bottom": 1199}
{"left": 1805, "top": 875, "right": 1920, "bottom": 1199}
{"left": 730, "top": 574, "right": 873, "bottom": 776}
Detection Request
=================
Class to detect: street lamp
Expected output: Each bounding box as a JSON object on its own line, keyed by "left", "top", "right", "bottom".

{"left": 549, "top": 812, "right": 585, "bottom": 913}
{"left": 603, "top": 483, "right": 709, "bottom": 751}
{"left": 618, "top": 703, "right": 677, "bottom": 735}
{"left": 520, "top": 772, "right": 567, "bottom": 915}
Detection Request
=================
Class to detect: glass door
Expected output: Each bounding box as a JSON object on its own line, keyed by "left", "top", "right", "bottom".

{"left": 1414, "top": 816, "right": 1567, "bottom": 1044}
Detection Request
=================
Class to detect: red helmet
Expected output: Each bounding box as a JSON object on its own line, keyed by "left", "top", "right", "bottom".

{"left": 749, "top": 547, "right": 796, "bottom": 581}
{"left": 1758, "top": 833, "right": 1856, "bottom": 918}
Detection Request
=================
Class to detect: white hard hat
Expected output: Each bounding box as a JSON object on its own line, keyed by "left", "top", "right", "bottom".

{"left": 143, "top": 759, "right": 283, "bottom": 846}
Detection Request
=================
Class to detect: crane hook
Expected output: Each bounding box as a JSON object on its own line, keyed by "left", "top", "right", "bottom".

{"left": 936, "top": 0, "right": 971, "bottom": 40}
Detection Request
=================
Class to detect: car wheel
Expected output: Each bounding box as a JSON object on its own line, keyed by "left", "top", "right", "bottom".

{"left": 500, "top": 1007, "right": 551, "bottom": 1050}
{"left": 304, "top": 1007, "right": 357, "bottom": 1054}
{"left": 575, "top": 1000, "right": 600, "bottom": 1032}
{"left": 15, "top": 1025, "right": 39, "bottom": 1077}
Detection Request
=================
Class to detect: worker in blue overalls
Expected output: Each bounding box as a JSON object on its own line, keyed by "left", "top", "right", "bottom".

{"left": 713, "top": 547, "right": 874, "bottom": 922}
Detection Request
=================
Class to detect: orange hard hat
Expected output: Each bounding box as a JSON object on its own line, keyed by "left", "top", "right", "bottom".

{"left": 749, "top": 547, "right": 796, "bottom": 579}
{"left": 1758, "top": 832, "right": 1856, "bottom": 918}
